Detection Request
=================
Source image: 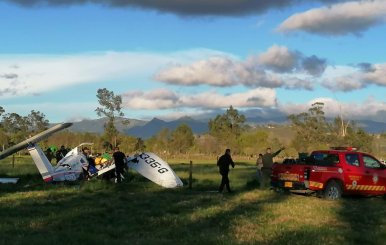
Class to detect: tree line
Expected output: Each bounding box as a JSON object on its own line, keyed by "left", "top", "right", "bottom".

{"left": 0, "top": 89, "right": 381, "bottom": 159}
{"left": 0, "top": 106, "right": 49, "bottom": 151}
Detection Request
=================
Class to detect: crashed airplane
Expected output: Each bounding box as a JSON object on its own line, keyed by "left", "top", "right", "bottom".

{"left": 0, "top": 123, "right": 183, "bottom": 188}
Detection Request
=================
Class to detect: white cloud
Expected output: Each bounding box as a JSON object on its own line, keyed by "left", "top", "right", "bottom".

{"left": 363, "top": 63, "right": 386, "bottom": 86}
{"left": 122, "top": 88, "right": 277, "bottom": 110}
{"left": 321, "top": 63, "right": 386, "bottom": 91}
{"left": 279, "top": 97, "right": 386, "bottom": 119}
{"left": 255, "top": 45, "right": 327, "bottom": 76}
{"left": 154, "top": 55, "right": 292, "bottom": 88}
{"left": 0, "top": 49, "right": 224, "bottom": 98}
{"left": 278, "top": 0, "right": 386, "bottom": 36}
{"left": 2, "top": 101, "right": 98, "bottom": 122}
{"left": 154, "top": 45, "right": 327, "bottom": 90}
{"left": 155, "top": 56, "right": 244, "bottom": 87}
{"left": 257, "top": 45, "right": 299, "bottom": 73}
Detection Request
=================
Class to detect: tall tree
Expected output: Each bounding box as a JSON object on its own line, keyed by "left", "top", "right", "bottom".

{"left": 289, "top": 102, "right": 373, "bottom": 152}
{"left": 28, "top": 110, "right": 49, "bottom": 133}
{"left": 1, "top": 112, "right": 30, "bottom": 145}
{"left": 0, "top": 106, "right": 4, "bottom": 117}
{"left": 170, "top": 124, "right": 194, "bottom": 154}
{"left": 208, "top": 105, "right": 246, "bottom": 151}
{"left": 95, "top": 88, "right": 128, "bottom": 147}
{"left": 0, "top": 106, "right": 7, "bottom": 149}
{"left": 288, "top": 102, "right": 330, "bottom": 151}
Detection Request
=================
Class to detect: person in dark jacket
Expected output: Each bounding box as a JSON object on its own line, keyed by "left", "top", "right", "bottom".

{"left": 217, "top": 149, "right": 235, "bottom": 193}
{"left": 56, "top": 145, "right": 68, "bottom": 163}
{"left": 261, "top": 147, "right": 284, "bottom": 189}
{"left": 113, "top": 147, "right": 127, "bottom": 183}
{"left": 45, "top": 147, "right": 54, "bottom": 163}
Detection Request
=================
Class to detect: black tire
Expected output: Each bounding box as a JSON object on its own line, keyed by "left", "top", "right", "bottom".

{"left": 323, "top": 180, "right": 342, "bottom": 200}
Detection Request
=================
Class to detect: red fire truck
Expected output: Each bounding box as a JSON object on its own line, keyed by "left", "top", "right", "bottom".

{"left": 271, "top": 147, "right": 386, "bottom": 200}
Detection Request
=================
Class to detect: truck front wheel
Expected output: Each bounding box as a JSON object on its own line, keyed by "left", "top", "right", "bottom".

{"left": 323, "top": 180, "right": 342, "bottom": 200}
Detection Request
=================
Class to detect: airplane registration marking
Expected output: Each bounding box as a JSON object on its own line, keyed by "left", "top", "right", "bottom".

{"left": 139, "top": 153, "right": 169, "bottom": 174}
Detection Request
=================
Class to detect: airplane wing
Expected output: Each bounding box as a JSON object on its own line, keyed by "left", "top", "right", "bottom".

{"left": 128, "top": 152, "right": 183, "bottom": 188}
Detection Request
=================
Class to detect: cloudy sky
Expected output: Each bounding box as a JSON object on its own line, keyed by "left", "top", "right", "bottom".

{"left": 1, "top": 0, "right": 386, "bottom": 123}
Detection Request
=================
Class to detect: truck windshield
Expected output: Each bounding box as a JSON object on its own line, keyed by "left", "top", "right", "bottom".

{"left": 308, "top": 153, "right": 340, "bottom": 166}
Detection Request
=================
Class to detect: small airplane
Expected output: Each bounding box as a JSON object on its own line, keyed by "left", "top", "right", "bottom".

{"left": 0, "top": 123, "right": 183, "bottom": 188}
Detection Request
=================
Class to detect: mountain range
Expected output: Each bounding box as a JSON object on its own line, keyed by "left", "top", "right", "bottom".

{"left": 67, "top": 116, "right": 386, "bottom": 139}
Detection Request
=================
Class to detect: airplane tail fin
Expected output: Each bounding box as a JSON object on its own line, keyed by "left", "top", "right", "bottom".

{"left": 28, "top": 144, "right": 54, "bottom": 182}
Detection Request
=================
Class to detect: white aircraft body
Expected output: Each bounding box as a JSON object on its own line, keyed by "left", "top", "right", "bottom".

{"left": 128, "top": 152, "right": 183, "bottom": 188}
{"left": 0, "top": 123, "right": 183, "bottom": 188}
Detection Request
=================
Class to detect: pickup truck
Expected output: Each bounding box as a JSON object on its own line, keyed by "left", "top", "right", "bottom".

{"left": 271, "top": 147, "right": 386, "bottom": 200}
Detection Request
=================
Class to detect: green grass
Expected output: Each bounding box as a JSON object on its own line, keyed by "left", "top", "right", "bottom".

{"left": 1, "top": 157, "right": 386, "bottom": 244}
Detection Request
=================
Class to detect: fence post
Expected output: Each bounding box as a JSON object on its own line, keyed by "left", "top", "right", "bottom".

{"left": 189, "top": 160, "right": 193, "bottom": 190}
{"left": 12, "top": 154, "right": 15, "bottom": 168}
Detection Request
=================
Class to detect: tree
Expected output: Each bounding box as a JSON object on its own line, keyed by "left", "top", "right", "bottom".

{"left": 0, "top": 106, "right": 7, "bottom": 148}
{"left": 1, "top": 112, "right": 30, "bottom": 145}
{"left": 28, "top": 110, "right": 49, "bottom": 133}
{"left": 289, "top": 102, "right": 373, "bottom": 152}
{"left": 95, "top": 88, "right": 128, "bottom": 147}
{"left": 0, "top": 106, "right": 4, "bottom": 117}
{"left": 239, "top": 130, "right": 269, "bottom": 156}
{"left": 146, "top": 128, "right": 171, "bottom": 153}
{"left": 170, "top": 124, "right": 194, "bottom": 154}
{"left": 195, "top": 134, "right": 219, "bottom": 155}
{"left": 134, "top": 137, "right": 146, "bottom": 152}
{"left": 288, "top": 102, "right": 330, "bottom": 151}
{"left": 208, "top": 105, "right": 246, "bottom": 151}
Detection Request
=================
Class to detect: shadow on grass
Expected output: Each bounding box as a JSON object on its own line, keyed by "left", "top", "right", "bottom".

{"left": 7, "top": 162, "right": 386, "bottom": 244}
{"left": 337, "top": 196, "right": 386, "bottom": 244}
{"left": 0, "top": 161, "right": 286, "bottom": 244}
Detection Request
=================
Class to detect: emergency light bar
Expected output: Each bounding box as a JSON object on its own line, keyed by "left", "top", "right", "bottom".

{"left": 330, "top": 147, "right": 358, "bottom": 151}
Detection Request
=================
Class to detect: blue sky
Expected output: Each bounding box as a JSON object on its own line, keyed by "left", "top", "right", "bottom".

{"left": 1, "top": 0, "right": 386, "bottom": 123}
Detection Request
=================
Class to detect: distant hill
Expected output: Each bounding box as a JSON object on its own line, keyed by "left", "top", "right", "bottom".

{"left": 64, "top": 116, "right": 386, "bottom": 138}
{"left": 69, "top": 117, "right": 146, "bottom": 134}
{"left": 357, "top": 120, "right": 386, "bottom": 134}
{"left": 126, "top": 116, "right": 208, "bottom": 139}
{"left": 246, "top": 115, "right": 288, "bottom": 125}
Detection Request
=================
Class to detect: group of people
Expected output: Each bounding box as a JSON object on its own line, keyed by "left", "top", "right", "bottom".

{"left": 44, "top": 144, "right": 128, "bottom": 183}
{"left": 217, "top": 147, "right": 284, "bottom": 193}
{"left": 81, "top": 146, "right": 127, "bottom": 183}
{"left": 45, "top": 145, "right": 69, "bottom": 164}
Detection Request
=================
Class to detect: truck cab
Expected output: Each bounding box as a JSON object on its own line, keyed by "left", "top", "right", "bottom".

{"left": 271, "top": 147, "right": 386, "bottom": 200}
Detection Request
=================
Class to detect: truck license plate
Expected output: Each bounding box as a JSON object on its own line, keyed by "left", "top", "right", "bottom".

{"left": 284, "top": 182, "right": 293, "bottom": 188}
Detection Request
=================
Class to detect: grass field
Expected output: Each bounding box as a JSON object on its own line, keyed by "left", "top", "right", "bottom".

{"left": 1, "top": 156, "right": 386, "bottom": 245}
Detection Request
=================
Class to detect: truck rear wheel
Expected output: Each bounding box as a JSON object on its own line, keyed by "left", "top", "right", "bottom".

{"left": 323, "top": 180, "right": 342, "bottom": 200}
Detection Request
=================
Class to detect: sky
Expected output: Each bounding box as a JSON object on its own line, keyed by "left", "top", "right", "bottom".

{"left": 1, "top": 0, "right": 386, "bottom": 123}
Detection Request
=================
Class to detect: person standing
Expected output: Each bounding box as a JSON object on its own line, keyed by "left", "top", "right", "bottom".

{"left": 113, "top": 147, "right": 127, "bottom": 183}
{"left": 261, "top": 147, "right": 284, "bottom": 189}
{"left": 45, "top": 147, "right": 54, "bottom": 163}
{"left": 56, "top": 145, "right": 68, "bottom": 163}
{"left": 256, "top": 153, "right": 263, "bottom": 184}
{"left": 217, "top": 149, "right": 235, "bottom": 193}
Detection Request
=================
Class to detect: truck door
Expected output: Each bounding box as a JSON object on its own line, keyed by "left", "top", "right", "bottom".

{"left": 343, "top": 153, "right": 364, "bottom": 193}
{"left": 361, "top": 154, "right": 386, "bottom": 195}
